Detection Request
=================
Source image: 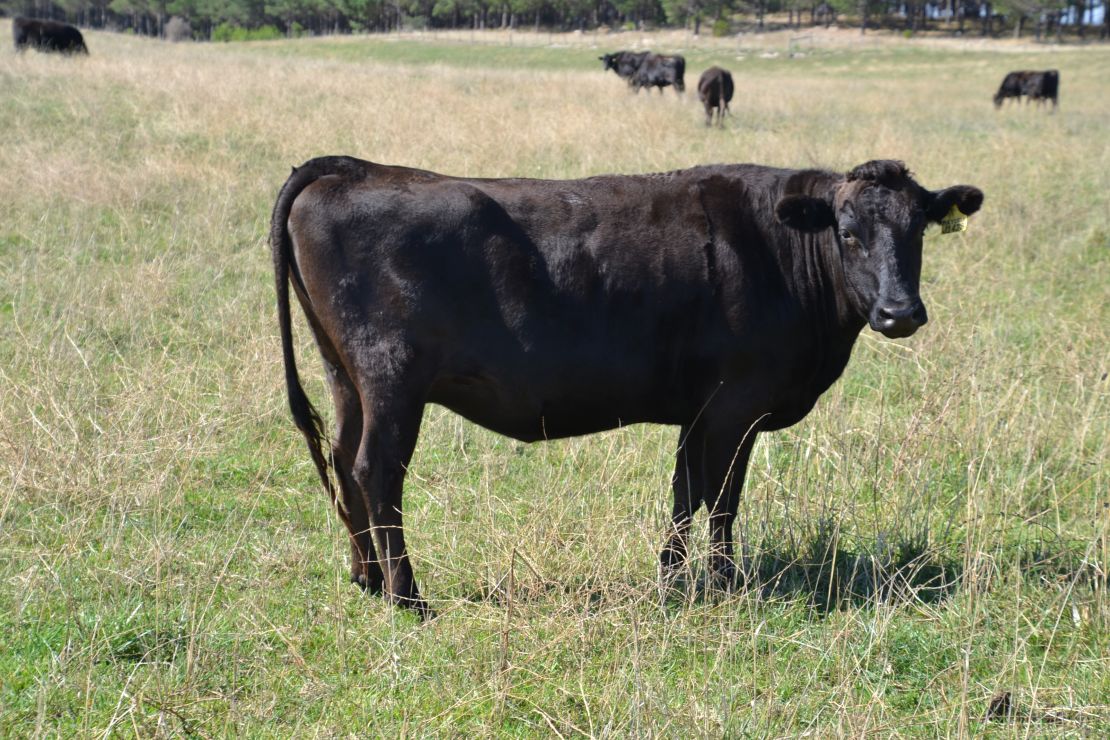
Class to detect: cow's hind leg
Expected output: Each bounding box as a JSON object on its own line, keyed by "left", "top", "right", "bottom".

{"left": 324, "top": 359, "right": 384, "bottom": 594}
{"left": 351, "top": 385, "right": 430, "bottom": 619}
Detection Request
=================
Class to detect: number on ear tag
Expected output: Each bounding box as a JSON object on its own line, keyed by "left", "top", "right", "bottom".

{"left": 939, "top": 204, "right": 968, "bottom": 235}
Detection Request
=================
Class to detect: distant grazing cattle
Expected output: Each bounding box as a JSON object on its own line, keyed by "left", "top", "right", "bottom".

{"left": 13, "top": 17, "right": 88, "bottom": 55}
{"left": 599, "top": 51, "right": 649, "bottom": 84}
{"left": 631, "top": 53, "right": 686, "bottom": 94}
{"left": 272, "top": 156, "right": 983, "bottom": 618}
{"left": 994, "top": 70, "right": 1059, "bottom": 110}
{"left": 698, "top": 66, "right": 734, "bottom": 127}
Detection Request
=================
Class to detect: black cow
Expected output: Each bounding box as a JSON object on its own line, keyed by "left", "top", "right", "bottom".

{"left": 698, "top": 66, "right": 734, "bottom": 127}
{"left": 272, "top": 156, "right": 983, "bottom": 618}
{"left": 631, "top": 53, "right": 686, "bottom": 94}
{"left": 13, "top": 17, "right": 88, "bottom": 55}
{"left": 994, "top": 70, "right": 1059, "bottom": 110}
{"left": 599, "top": 50, "right": 649, "bottom": 85}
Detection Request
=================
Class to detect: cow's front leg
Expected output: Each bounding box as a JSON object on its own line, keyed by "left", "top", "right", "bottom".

{"left": 700, "top": 425, "right": 758, "bottom": 591}
{"left": 661, "top": 424, "right": 704, "bottom": 592}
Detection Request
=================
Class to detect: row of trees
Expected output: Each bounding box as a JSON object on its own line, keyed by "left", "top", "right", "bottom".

{"left": 2, "top": 0, "right": 1107, "bottom": 39}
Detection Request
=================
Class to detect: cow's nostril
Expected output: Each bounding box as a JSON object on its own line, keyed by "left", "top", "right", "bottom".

{"left": 873, "top": 303, "right": 925, "bottom": 338}
{"left": 876, "top": 305, "right": 910, "bottom": 325}
{"left": 877, "top": 303, "right": 923, "bottom": 323}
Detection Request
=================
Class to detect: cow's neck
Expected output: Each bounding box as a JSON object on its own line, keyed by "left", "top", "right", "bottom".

{"left": 784, "top": 230, "right": 866, "bottom": 392}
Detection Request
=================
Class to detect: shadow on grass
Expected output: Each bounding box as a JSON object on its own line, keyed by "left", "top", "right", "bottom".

{"left": 463, "top": 517, "right": 1102, "bottom": 614}
{"left": 730, "top": 520, "right": 961, "bottom": 612}
{"left": 461, "top": 519, "right": 963, "bottom": 612}
{"left": 103, "top": 624, "right": 189, "bottom": 665}
{"left": 688, "top": 520, "right": 1100, "bottom": 613}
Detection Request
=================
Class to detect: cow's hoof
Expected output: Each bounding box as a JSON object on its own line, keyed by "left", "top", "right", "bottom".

{"left": 708, "top": 555, "right": 753, "bottom": 594}
{"left": 707, "top": 563, "right": 739, "bottom": 594}
{"left": 658, "top": 565, "right": 694, "bottom": 602}
{"left": 390, "top": 593, "right": 435, "bottom": 622}
{"left": 351, "top": 570, "right": 384, "bottom": 596}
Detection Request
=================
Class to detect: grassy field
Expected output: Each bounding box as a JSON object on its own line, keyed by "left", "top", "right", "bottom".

{"left": 1, "top": 23, "right": 1107, "bottom": 736}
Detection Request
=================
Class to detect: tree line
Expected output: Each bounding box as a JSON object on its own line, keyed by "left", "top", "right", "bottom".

{"left": 3, "top": 0, "right": 1107, "bottom": 41}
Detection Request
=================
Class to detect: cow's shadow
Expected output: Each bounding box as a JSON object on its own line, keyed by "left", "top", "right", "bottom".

{"left": 653, "top": 525, "right": 963, "bottom": 613}
{"left": 693, "top": 530, "right": 962, "bottom": 613}
{"left": 460, "top": 526, "right": 963, "bottom": 614}
{"left": 458, "top": 523, "right": 1093, "bottom": 614}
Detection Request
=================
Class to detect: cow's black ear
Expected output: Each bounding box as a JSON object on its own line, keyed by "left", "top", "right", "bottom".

{"left": 928, "top": 185, "right": 984, "bottom": 222}
{"left": 775, "top": 195, "right": 836, "bottom": 232}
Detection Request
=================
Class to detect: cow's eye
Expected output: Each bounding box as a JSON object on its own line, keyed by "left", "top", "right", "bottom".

{"left": 839, "top": 228, "right": 856, "bottom": 244}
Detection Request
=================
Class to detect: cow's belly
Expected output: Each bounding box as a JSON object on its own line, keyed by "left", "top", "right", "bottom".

{"left": 427, "top": 371, "right": 687, "bottom": 442}
{"left": 426, "top": 351, "right": 840, "bottom": 441}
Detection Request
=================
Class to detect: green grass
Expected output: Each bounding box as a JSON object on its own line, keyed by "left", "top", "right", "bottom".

{"left": 1, "top": 23, "right": 1107, "bottom": 735}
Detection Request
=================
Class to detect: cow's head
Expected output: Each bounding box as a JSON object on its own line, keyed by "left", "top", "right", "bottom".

{"left": 775, "top": 160, "right": 983, "bottom": 339}
{"left": 599, "top": 54, "right": 617, "bottom": 71}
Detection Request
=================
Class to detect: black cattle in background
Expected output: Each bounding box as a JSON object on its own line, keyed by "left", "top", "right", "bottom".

{"left": 13, "top": 17, "right": 88, "bottom": 54}
{"left": 698, "top": 67, "right": 734, "bottom": 126}
{"left": 994, "top": 70, "right": 1059, "bottom": 110}
{"left": 271, "top": 156, "right": 983, "bottom": 618}
{"left": 599, "top": 51, "right": 649, "bottom": 85}
{"left": 631, "top": 53, "right": 685, "bottom": 94}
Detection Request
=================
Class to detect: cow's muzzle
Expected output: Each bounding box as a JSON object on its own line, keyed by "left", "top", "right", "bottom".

{"left": 871, "top": 300, "right": 928, "bottom": 339}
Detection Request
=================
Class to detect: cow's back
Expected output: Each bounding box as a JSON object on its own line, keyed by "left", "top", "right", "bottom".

{"left": 12, "top": 17, "right": 87, "bottom": 53}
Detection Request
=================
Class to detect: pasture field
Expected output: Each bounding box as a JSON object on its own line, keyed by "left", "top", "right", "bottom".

{"left": 1, "top": 23, "right": 1107, "bottom": 736}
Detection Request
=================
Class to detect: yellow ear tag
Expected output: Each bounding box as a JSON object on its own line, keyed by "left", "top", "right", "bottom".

{"left": 939, "top": 204, "right": 968, "bottom": 235}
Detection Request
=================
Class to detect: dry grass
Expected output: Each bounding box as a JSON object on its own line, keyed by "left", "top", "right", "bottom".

{"left": 1, "top": 22, "right": 1107, "bottom": 736}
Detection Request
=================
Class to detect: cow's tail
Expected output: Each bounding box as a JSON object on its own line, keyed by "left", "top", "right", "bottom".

{"left": 270, "top": 156, "right": 364, "bottom": 500}
{"left": 674, "top": 56, "right": 686, "bottom": 94}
